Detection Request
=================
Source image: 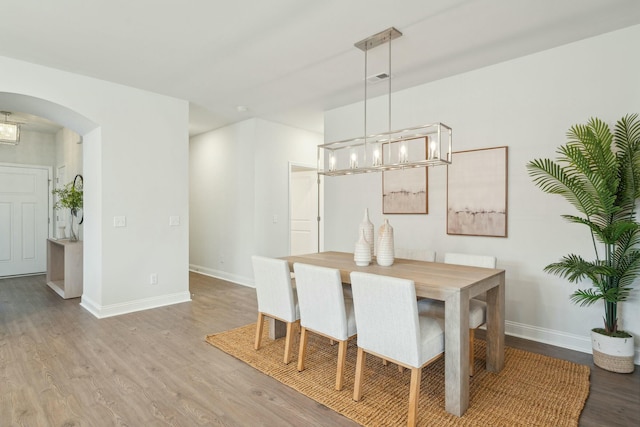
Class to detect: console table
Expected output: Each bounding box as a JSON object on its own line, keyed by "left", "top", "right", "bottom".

{"left": 46, "top": 238, "right": 83, "bottom": 299}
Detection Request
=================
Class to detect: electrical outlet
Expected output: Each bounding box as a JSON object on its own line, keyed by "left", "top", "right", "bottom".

{"left": 150, "top": 273, "right": 158, "bottom": 285}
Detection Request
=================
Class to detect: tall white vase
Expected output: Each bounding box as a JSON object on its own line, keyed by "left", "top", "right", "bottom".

{"left": 376, "top": 219, "right": 394, "bottom": 266}
{"left": 358, "top": 208, "right": 374, "bottom": 257}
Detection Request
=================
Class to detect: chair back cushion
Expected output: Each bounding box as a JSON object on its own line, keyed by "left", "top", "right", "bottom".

{"left": 293, "top": 263, "right": 356, "bottom": 341}
{"left": 444, "top": 252, "right": 496, "bottom": 305}
{"left": 350, "top": 272, "right": 423, "bottom": 367}
{"left": 444, "top": 252, "right": 496, "bottom": 268}
{"left": 252, "top": 255, "right": 298, "bottom": 322}
{"left": 395, "top": 248, "right": 436, "bottom": 262}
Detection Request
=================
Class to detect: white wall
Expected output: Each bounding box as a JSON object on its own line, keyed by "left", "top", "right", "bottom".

{"left": 190, "top": 118, "right": 321, "bottom": 284}
{"left": 324, "top": 25, "right": 640, "bottom": 362}
{"left": 56, "top": 127, "right": 83, "bottom": 180}
{"left": 0, "top": 55, "right": 190, "bottom": 317}
{"left": 0, "top": 130, "right": 56, "bottom": 166}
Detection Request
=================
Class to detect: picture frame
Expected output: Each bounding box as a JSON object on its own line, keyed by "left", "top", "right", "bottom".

{"left": 382, "top": 138, "right": 428, "bottom": 214}
{"left": 447, "top": 146, "right": 508, "bottom": 237}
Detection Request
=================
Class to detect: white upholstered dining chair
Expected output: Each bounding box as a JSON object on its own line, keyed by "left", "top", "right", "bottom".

{"left": 387, "top": 248, "right": 436, "bottom": 372}
{"left": 394, "top": 248, "right": 436, "bottom": 262}
{"left": 293, "top": 263, "right": 357, "bottom": 391}
{"left": 350, "top": 272, "right": 444, "bottom": 427}
{"left": 417, "top": 252, "right": 497, "bottom": 375}
{"left": 251, "top": 255, "right": 300, "bottom": 364}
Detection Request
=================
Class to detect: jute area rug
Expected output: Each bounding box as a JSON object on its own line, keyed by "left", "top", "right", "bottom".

{"left": 206, "top": 323, "right": 590, "bottom": 426}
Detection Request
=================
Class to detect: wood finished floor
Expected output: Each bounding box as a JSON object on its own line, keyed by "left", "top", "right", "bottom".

{"left": 0, "top": 272, "right": 638, "bottom": 426}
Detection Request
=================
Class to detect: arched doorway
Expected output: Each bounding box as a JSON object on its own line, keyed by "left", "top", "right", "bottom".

{"left": 0, "top": 92, "right": 98, "bottom": 288}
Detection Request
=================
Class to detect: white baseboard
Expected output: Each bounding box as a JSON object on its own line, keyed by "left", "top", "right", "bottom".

{"left": 506, "top": 320, "right": 640, "bottom": 365}
{"left": 80, "top": 291, "right": 192, "bottom": 319}
{"left": 506, "top": 320, "right": 591, "bottom": 353}
{"left": 189, "top": 264, "right": 254, "bottom": 288}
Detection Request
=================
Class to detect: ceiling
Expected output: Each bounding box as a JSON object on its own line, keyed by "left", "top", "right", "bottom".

{"left": 2, "top": 0, "right": 640, "bottom": 136}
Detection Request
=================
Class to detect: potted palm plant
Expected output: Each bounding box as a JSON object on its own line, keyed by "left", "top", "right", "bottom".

{"left": 527, "top": 114, "right": 639, "bottom": 373}
{"left": 52, "top": 176, "right": 83, "bottom": 242}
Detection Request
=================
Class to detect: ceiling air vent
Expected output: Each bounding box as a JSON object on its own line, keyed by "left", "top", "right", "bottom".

{"left": 366, "top": 72, "right": 390, "bottom": 84}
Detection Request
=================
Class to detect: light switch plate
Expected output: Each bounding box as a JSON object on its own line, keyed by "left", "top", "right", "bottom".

{"left": 169, "top": 216, "right": 180, "bottom": 226}
{"left": 114, "top": 216, "right": 126, "bottom": 227}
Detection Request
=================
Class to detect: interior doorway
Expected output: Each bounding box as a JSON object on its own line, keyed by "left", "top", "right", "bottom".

{"left": 289, "top": 163, "right": 318, "bottom": 255}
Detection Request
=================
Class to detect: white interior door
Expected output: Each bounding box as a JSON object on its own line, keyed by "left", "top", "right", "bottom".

{"left": 290, "top": 167, "right": 318, "bottom": 255}
{"left": 0, "top": 165, "right": 49, "bottom": 276}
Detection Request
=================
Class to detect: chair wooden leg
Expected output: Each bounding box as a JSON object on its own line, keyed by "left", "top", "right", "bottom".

{"left": 284, "top": 321, "right": 295, "bottom": 364}
{"left": 335, "top": 340, "right": 347, "bottom": 391}
{"left": 398, "top": 365, "right": 404, "bottom": 373}
{"left": 469, "top": 328, "right": 475, "bottom": 376}
{"left": 330, "top": 339, "right": 336, "bottom": 346}
{"left": 382, "top": 358, "right": 388, "bottom": 366}
{"left": 353, "top": 348, "right": 366, "bottom": 401}
{"left": 254, "top": 312, "right": 265, "bottom": 350}
{"left": 407, "top": 367, "right": 422, "bottom": 427}
{"left": 297, "top": 326, "right": 309, "bottom": 371}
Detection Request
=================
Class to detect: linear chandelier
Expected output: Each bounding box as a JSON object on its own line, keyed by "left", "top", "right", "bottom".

{"left": 318, "top": 28, "right": 452, "bottom": 176}
{"left": 0, "top": 111, "right": 21, "bottom": 145}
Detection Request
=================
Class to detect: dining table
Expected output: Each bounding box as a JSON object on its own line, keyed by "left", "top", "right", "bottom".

{"left": 280, "top": 251, "right": 505, "bottom": 417}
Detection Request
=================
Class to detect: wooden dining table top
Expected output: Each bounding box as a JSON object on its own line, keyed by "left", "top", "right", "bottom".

{"left": 284, "top": 251, "right": 505, "bottom": 300}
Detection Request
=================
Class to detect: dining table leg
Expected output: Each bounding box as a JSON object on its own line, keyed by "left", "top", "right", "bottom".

{"left": 444, "top": 289, "right": 470, "bottom": 417}
{"left": 269, "top": 318, "right": 287, "bottom": 340}
{"left": 485, "top": 273, "right": 505, "bottom": 372}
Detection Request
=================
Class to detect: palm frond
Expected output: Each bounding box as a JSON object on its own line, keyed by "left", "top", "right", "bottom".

{"left": 560, "top": 214, "right": 606, "bottom": 241}
{"left": 565, "top": 120, "right": 619, "bottom": 214}
{"left": 615, "top": 114, "right": 640, "bottom": 205}
{"left": 600, "top": 221, "right": 640, "bottom": 245}
{"left": 527, "top": 159, "right": 600, "bottom": 216}
{"left": 543, "top": 254, "right": 613, "bottom": 283}
{"left": 570, "top": 289, "right": 604, "bottom": 306}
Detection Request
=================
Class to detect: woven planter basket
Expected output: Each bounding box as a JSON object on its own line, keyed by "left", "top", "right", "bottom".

{"left": 591, "top": 330, "right": 635, "bottom": 374}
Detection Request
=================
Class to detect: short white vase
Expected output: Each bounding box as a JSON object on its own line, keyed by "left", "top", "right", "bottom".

{"left": 354, "top": 230, "right": 372, "bottom": 266}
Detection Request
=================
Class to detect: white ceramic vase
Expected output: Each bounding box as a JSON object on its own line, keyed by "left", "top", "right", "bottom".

{"left": 354, "top": 229, "right": 372, "bottom": 266}
{"left": 376, "top": 219, "right": 394, "bottom": 267}
{"left": 359, "top": 208, "right": 374, "bottom": 257}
